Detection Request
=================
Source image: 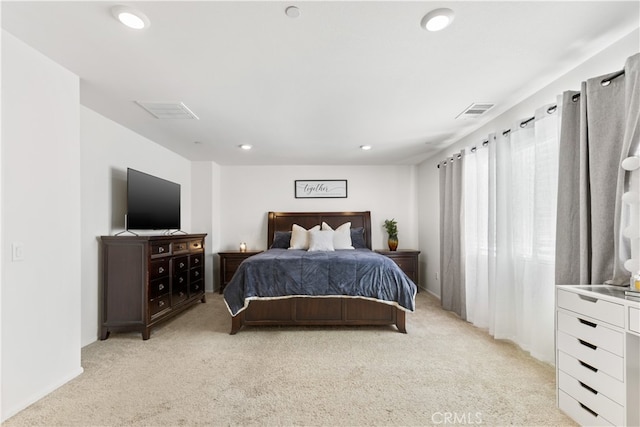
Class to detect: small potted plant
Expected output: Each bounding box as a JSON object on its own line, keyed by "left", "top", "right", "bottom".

{"left": 384, "top": 218, "right": 398, "bottom": 251}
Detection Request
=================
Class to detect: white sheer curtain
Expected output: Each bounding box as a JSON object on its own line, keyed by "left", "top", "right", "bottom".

{"left": 463, "top": 104, "right": 559, "bottom": 364}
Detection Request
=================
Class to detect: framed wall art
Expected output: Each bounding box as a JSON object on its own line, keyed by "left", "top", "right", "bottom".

{"left": 295, "top": 180, "right": 348, "bottom": 199}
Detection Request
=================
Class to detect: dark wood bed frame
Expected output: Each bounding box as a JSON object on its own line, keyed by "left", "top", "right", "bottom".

{"left": 229, "top": 211, "right": 407, "bottom": 334}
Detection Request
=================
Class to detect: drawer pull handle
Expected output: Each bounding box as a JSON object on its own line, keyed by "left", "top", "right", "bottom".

{"left": 578, "top": 294, "right": 598, "bottom": 303}
{"left": 579, "top": 403, "right": 598, "bottom": 418}
{"left": 180, "top": 262, "right": 185, "bottom": 268}
{"left": 158, "top": 284, "right": 164, "bottom": 291}
{"left": 158, "top": 247, "right": 165, "bottom": 253}
{"left": 578, "top": 339, "right": 597, "bottom": 350}
{"left": 579, "top": 318, "right": 597, "bottom": 328}
{"left": 194, "top": 258, "right": 199, "bottom": 264}
{"left": 179, "top": 277, "right": 184, "bottom": 283}
{"left": 194, "top": 271, "right": 200, "bottom": 277}
{"left": 158, "top": 300, "right": 165, "bottom": 307}
{"left": 579, "top": 360, "right": 598, "bottom": 372}
{"left": 158, "top": 267, "right": 165, "bottom": 274}
{"left": 579, "top": 381, "right": 598, "bottom": 395}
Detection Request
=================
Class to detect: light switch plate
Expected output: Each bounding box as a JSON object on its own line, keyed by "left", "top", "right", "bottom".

{"left": 11, "top": 242, "right": 24, "bottom": 261}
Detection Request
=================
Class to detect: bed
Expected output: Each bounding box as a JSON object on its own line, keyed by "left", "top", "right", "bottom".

{"left": 223, "top": 211, "right": 417, "bottom": 334}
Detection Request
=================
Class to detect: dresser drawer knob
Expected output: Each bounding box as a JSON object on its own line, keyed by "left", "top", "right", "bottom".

{"left": 179, "top": 262, "right": 185, "bottom": 268}
{"left": 179, "top": 292, "right": 185, "bottom": 297}
{"left": 158, "top": 267, "right": 165, "bottom": 274}
{"left": 579, "top": 381, "right": 598, "bottom": 395}
{"left": 578, "top": 339, "right": 597, "bottom": 350}
{"left": 579, "top": 403, "right": 598, "bottom": 418}
{"left": 579, "top": 360, "right": 598, "bottom": 372}
{"left": 158, "top": 247, "right": 165, "bottom": 253}
{"left": 194, "top": 271, "right": 199, "bottom": 277}
{"left": 194, "top": 258, "right": 199, "bottom": 264}
{"left": 179, "top": 277, "right": 184, "bottom": 283}
{"left": 578, "top": 294, "right": 597, "bottom": 303}
{"left": 159, "top": 284, "right": 164, "bottom": 291}
{"left": 158, "top": 300, "right": 165, "bottom": 307}
{"left": 194, "top": 285, "right": 199, "bottom": 290}
{"left": 578, "top": 318, "right": 597, "bottom": 328}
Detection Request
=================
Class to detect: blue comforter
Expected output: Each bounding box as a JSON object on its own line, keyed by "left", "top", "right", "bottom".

{"left": 223, "top": 248, "right": 417, "bottom": 316}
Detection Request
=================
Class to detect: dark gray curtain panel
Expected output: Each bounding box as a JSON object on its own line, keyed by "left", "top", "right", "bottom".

{"left": 439, "top": 152, "right": 466, "bottom": 319}
{"left": 556, "top": 53, "right": 639, "bottom": 285}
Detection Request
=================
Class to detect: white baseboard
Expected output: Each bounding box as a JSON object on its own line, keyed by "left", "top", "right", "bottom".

{"left": 1, "top": 367, "right": 84, "bottom": 422}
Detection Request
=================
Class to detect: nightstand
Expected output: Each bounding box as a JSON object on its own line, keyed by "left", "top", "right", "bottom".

{"left": 218, "top": 251, "right": 262, "bottom": 294}
{"left": 375, "top": 249, "right": 421, "bottom": 289}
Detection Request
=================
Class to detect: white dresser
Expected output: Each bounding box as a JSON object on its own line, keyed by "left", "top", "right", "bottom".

{"left": 556, "top": 285, "right": 640, "bottom": 426}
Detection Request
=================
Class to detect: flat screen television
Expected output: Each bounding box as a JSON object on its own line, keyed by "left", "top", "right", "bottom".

{"left": 126, "top": 168, "right": 181, "bottom": 230}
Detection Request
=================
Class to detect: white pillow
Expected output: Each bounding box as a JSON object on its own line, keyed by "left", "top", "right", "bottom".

{"left": 308, "top": 229, "right": 335, "bottom": 251}
{"left": 289, "top": 224, "right": 320, "bottom": 250}
{"left": 321, "top": 222, "right": 354, "bottom": 249}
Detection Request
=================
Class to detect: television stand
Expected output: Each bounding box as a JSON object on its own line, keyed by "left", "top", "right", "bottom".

{"left": 100, "top": 233, "right": 207, "bottom": 340}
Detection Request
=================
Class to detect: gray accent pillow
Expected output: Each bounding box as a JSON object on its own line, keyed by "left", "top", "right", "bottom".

{"left": 351, "top": 227, "right": 366, "bottom": 249}
{"left": 270, "top": 231, "right": 291, "bottom": 249}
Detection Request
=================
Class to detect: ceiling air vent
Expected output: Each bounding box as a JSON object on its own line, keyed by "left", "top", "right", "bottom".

{"left": 135, "top": 101, "right": 199, "bottom": 120}
{"left": 456, "top": 102, "right": 495, "bottom": 119}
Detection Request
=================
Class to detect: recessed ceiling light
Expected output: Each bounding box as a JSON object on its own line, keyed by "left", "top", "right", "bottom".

{"left": 239, "top": 144, "right": 253, "bottom": 150}
{"left": 111, "top": 5, "right": 150, "bottom": 30}
{"left": 420, "top": 8, "right": 454, "bottom": 32}
{"left": 360, "top": 145, "right": 372, "bottom": 151}
{"left": 285, "top": 6, "right": 301, "bottom": 18}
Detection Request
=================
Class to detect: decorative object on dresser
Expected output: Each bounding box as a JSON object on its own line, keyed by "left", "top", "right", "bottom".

{"left": 218, "top": 250, "right": 263, "bottom": 294}
{"left": 223, "top": 211, "right": 417, "bottom": 334}
{"left": 375, "top": 249, "right": 420, "bottom": 290}
{"left": 555, "top": 285, "right": 640, "bottom": 426}
{"left": 100, "top": 234, "right": 206, "bottom": 340}
{"left": 383, "top": 218, "right": 398, "bottom": 251}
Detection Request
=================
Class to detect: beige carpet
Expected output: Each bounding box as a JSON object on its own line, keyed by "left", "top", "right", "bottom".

{"left": 3, "top": 292, "right": 575, "bottom": 426}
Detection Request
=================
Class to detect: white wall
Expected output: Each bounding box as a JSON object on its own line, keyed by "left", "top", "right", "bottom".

{"left": 80, "top": 106, "right": 194, "bottom": 346}
{"left": 417, "top": 29, "right": 640, "bottom": 298}
{"left": 1, "top": 31, "right": 83, "bottom": 421}
{"left": 191, "top": 161, "right": 222, "bottom": 293}
{"left": 217, "top": 164, "right": 419, "bottom": 288}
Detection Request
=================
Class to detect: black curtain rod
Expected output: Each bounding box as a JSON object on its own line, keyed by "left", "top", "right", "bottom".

{"left": 438, "top": 66, "right": 624, "bottom": 168}
{"left": 520, "top": 116, "right": 535, "bottom": 128}
{"left": 602, "top": 69, "right": 624, "bottom": 86}
{"left": 572, "top": 68, "right": 624, "bottom": 102}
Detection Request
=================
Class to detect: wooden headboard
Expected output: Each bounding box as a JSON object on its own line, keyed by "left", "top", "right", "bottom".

{"left": 267, "top": 211, "right": 372, "bottom": 250}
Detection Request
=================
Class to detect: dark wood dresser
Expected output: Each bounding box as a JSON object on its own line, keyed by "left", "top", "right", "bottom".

{"left": 100, "top": 233, "right": 207, "bottom": 340}
{"left": 218, "top": 250, "right": 262, "bottom": 293}
{"left": 375, "top": 249, "right": 421, "bottom": 288}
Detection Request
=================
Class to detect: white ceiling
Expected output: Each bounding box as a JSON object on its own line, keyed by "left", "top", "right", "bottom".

{"left": 2, "top": 1, "right": 639, "bottom": 165}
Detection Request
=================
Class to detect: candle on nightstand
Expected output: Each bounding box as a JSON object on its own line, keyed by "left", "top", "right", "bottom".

{"left": 239, "top": 242, "right": 247, "bottom": 252}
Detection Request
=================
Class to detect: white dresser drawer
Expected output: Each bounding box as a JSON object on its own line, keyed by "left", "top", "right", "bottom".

{"left": 557, "top": 331, "right": 624, "bottom": 381}
{"left": 557, "top": 289, "right": 625, "bottom": 327}
{"left": 557, "top": 311, "right": 624, "bottom": 356}
{"left": 557, "top": 351, "right": 624, "bottom": 404}
{"left": 630, "top": 307, "right": 640, "bottom": 335}
{"left": 558, "top": 390, "right": 614, "bottom": 427}
{"left": 558, "top": 371, "right": 624, "bottom": 426}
